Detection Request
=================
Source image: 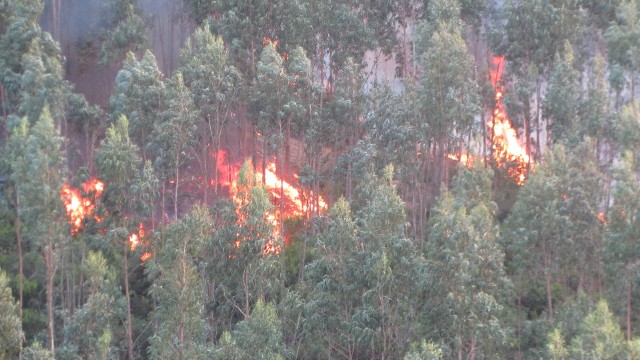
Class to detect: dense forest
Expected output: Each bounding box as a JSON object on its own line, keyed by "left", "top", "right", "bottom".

{"left": 2, "top": 0, "right": 640, "bottom": 359}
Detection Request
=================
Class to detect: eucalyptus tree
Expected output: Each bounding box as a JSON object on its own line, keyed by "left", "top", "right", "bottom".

{"left": 209, "top": 161, "right": 282, "bottom": 332}
{"left": 0, "top": 269, "right": 22, "bottom": 360}
{"left": 425, "top": 165, "right": 510, "bottom": 359}
{"left": 322, "top": 57, "right": 367, "bottom": 200}
{"left": 149, "top": 72, "right": 199, "bottom": 220}
{"left": 109, "top": 50, "right": 166, "bottom": 161}
{"left": 546, "top": 300, "right": 631, "bottom": 359}
{"left": 179, "top": 23, "right": 241, "bottom": 201}
{"left": 9, "top": 109, "right": 67, "bottom": 354}
{"left": 250, "top": 41, "right": 292, "bottom": 186}
{"left": 302, "top": 197, "right": 362, "bottom": 358}
{"left": 414, "top": 0, "right": 480, "bottom": 200}
{"left": 303, "top": 166, "right": 420, "bottom": 359}
{"left": 568, "top": 300, "right": 628, "bottom": 359}
{"left": 94, "top": 116, "right": 145, "bottom": 359}
{"left": 544, "top": 43, "right": 582, "bottom": 145}
{"left": 148, "top": 205, "right": 213, "bottom": 360}
{"left": 580, "top": 54, "right": 616, "bottom": 161}
{"left": 605, "top": 0, "right": 640, "bottom": 103}
{"left": 99, "top": 0, "right": 148, "bottom": 66}
{"left": 490, "top": 0, "right": 583, "bottom": 156}
{"left": 213, "top": 299, "right": 289, "bottom": 360}
{"left": 504, "top": 147, "right": 571, "bottom": 323}
{"left": 58, "top": 251, "right": 121, "bottom": 360}
{"left": 0, "top": 0, "right": 63, "bottom": 122}
{"left": 604, "top": 152, "right": 640, "bottom": 341}
{"left": 353, "top": 166, "right": 421, "bottom": 359}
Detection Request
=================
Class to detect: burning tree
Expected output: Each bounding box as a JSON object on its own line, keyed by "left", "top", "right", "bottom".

{"left": 179, "top": 23, "right": 241, "bottom": 204}
{"left": 488, "top": 56, "right": 530, "bottom": 185}
{"left": 210, "top": 161, "right": 283, "bottom": 327}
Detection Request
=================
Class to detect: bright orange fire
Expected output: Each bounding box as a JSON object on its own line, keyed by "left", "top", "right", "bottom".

{"left": 488, "top": 56, "right": 530, "bottom": 184}
{"left": 61, "top": 178, "right": 104, "bottom": 235}
{"left": 128, "top": 223, "right": 151, "bottom": 261}
{"left": 215, "top": 149, "right": 327, "bottom": 254}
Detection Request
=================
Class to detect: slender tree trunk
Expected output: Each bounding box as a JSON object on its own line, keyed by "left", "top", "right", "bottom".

{"left": 536, "top": 78, "right": 542, "bottom": 154}
{"left": 15, "top": 196, "right": 23, "bottom": 324}
{"left": 627, "top": 267, "right": 633, "bottom": 341}
{"left": 280, "top": 145, "right": 284, "bottom": 239}
{"left": 45, "top": 244, "right": 56, "bottom": 354}
{"left": 124, "top": 242, "right": 133, "bottom": 360}
{"left": 243, "top": 268, "right": 250, "bottom": 317}
{"left": 175, "top": 153, "right": 179, "bottom": 220}
{"left": 544, "top": 251, "right": 554, "bottom": 322}
{"left": 203, "top": 141, "right": 209, "bottom": 206}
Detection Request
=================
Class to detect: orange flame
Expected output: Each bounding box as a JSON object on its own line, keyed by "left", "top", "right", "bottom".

{"left": 129, "top": 223, "right": 151, "bottom": 261}
{"left": 215, "top": 149, "right": 327, "bottom": 254}
{"left": 488, "top": 56, "right": 530, "bottom": 184}
{"left": 60, "top": 178, "right": 104, "bottom": 234}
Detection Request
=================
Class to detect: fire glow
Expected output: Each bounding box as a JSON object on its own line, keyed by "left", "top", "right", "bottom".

{"left": 129, "top": 223, "right": 151, "bottom": 261}
{"left": 216, "top": 149, "right": 327, "bottom": 254}
{"left": 488, "top": 56, "right": 530, "bottom": 184}
{"left": 61, "top": 179, "right": 151, "bottom": 261}
{"left": 60, "top": 178, "right": 104, "bottom": 235}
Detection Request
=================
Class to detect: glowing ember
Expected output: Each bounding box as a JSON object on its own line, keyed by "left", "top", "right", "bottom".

{"left": 60, "top": 178, "right": 104, "bottom": 234}
{"left": 215, "top": 149, "right": 327, "bottom": 254}
{"left": 488, "top": 56, "right": 530, "bottom": 184}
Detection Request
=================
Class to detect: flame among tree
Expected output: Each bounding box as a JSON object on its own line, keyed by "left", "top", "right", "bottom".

{"left": 488, "top": 56, "right": 530, "bottom": 184}
{"left": 60, "top": 178, "right": 104, "bottom": 235}
{"left": 216, "top": 149, "right": 327, "bottom": 254}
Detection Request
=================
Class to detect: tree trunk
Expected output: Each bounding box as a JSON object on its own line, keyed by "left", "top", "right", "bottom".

{"left": 627, "top": 267, "right": 633, "bottom": 341}
{"left": 124, "top": 242, "right": 134, "bottom": 360}
{"left": 174, "top": 153, "right": 180, "bottom": 220}
{"left": 15, "top": 195, "right": 23, "bottom": 324}
{"left": 45, "top": 244, "right": 56, "bottom": 354}
{"left": 545, "top": 253, "right": 554, "bottom": 322}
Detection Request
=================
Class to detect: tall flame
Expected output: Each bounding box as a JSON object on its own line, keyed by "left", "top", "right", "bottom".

{"left": 488, "top": 56, "right": 530, "bottom": 184}
{"left": 60, "top": 178, "right": 104, "bottom": 234}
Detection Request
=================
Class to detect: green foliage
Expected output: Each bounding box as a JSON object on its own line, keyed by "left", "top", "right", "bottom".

{"left": 21, "top": 341, "right": 53, "bottom": 360}
{"left": 208, "top": 161, "right": 282, "bottom": 335}
{"left": 221, "top": 299, "right": 290, "bottom": 360}
{"left": 425, "top": 166, "right": 510, "bottom": 358}
{"left": 303, "top": 167, "right": 420, "bottom": 358}
{"left": 404, "top": 340, "right": 444, "bottom": 360}
{"left": 491, "top": 0, "right": 583, "bottom": 73}
{"left": 0, "top": 268, "right": 22, "bottom": 360}
{"left": 109, "top": 51, "right": 165, "bottom": 155}
{"left": 148, "top": 205, "right": 213, "bottom": 360}
{"left": 603, "top": 151, "right": 640, "bottom": 338}
{"left": 99, "top": 0, "right": 148, "bottom": 65}
{"left": 605, "top": 0, "right": 640, "bottom": 96}
{"left": 95, "top": 115, "right": 142, "bottom": 221}
{"left": 544, "top": 42, "right": 581, "bottom": 144}
{"left": 568, "top": 300, "right": 627, "bottom": 359}
{"left": 59, "top": 251, "right": 120, "bottom": 360}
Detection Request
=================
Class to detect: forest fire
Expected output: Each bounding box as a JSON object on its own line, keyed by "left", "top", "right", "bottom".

{"left": 60, "top": 178, "right": 104, "bottom": 235}
{"left": 61, "top": 179, "right": 151, "bottom": 260}
{"left": 216, "top": 149, "right": 327, "bottom": 254}
{"left": 129, "top": 223, "right": 151, "bottom": 261}
{"left": 488, "top": 56, "right": 530, "bottom": 184}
